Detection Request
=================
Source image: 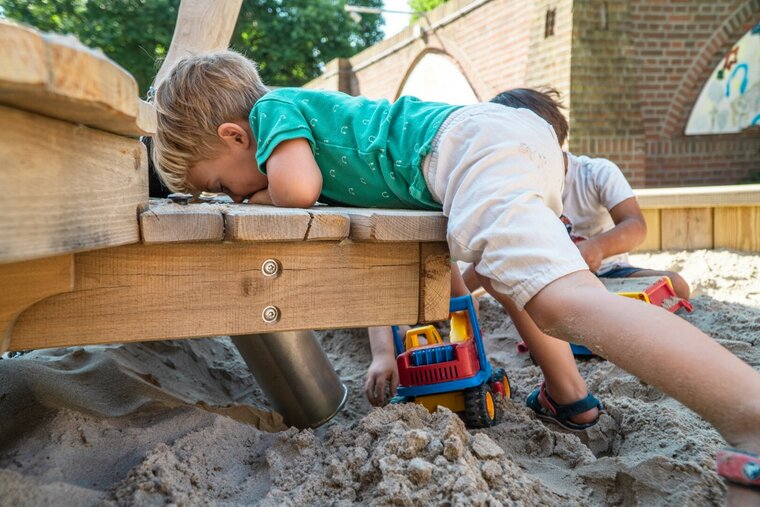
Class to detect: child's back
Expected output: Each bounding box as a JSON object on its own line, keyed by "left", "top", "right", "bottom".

{"left": 250, "top": 88, "right": 456, "bottom": 210}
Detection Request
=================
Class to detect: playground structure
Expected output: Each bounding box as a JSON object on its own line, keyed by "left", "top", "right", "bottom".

{"left": 0, "top": 19, "right": 450, "bottom": 364}
{"left": 1, "top": 16, "right": 760, "bottom": 378}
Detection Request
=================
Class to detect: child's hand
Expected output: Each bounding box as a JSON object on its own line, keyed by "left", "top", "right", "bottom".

{"left": 364, "top": 355, "right": 399, "bottom": 407}
{"left": 248, "top": 188, "right": 273, "bottom": 205}
{"left": 576, "top": 239, "right": 604, "bottom": 272}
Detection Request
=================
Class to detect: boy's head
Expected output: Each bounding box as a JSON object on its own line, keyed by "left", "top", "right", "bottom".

{"left": 490, "top": 88, "right": 568, "bottom": 146}
{"left": 152, "top": 50, "right": 269, "bottom": 195}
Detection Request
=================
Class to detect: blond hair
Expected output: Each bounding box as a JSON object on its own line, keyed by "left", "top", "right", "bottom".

{"left": 152, "top": 50, "right": 269, "bottom": 193}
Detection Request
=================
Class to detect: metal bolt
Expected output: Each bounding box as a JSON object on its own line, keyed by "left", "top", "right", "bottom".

{"left": 168, "top": 192, "right": 192, "bottom": 205}
{"left": 261, "top": 259, "right": 280, "bottom": 277}
{"left": 262, "top": 305, "right": 280, "bottom": 324}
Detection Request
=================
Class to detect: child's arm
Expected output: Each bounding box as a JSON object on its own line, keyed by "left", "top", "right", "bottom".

{"left": 364, "top": 326, "right": 399, "bottom": 406}
{"left": 259, "top": 138, "right": 323, "bottom": 208}
{"left": 577, "top": 197, "right": 647, "bottom": 271}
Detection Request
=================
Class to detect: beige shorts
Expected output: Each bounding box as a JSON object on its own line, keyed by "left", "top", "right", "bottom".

{"left": 422, "top": 103, "right": 587, "bottom": 308}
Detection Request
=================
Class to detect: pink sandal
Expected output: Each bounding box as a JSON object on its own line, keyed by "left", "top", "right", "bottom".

{"left": 716, "top": 448, "right": 760, "bottom": 489}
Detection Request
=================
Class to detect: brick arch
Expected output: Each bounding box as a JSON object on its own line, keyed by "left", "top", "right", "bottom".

{"left": 392, "top": 34, "right": 490, "bottom": 102}
{"left": 662, "top": 0, "right": 760, "bottom": 137}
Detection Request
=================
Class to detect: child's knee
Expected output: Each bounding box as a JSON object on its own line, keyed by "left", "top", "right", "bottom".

{"left": 668, "top": 272, "right": 691, "bottom": 300}
{"left": 524, "top": 271, "right": 605, "bottom": 330}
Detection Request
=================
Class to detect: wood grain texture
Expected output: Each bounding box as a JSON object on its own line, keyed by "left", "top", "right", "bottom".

{"left": 326, "top": 207, "right": 447, "bottom": 241}
{"left": 635, "top": 184, "right": 760, "bottom": 209}
{"left": 660, "top": 208, "right": 713, "bottom": 251}
{"left": 633, "top": 208, "right": 661, "bottom": 252}
{"left": 714, "top": 206, "right": 760, "bottom": 252}
{"left": 140, "top": 203, "right": 225, "bottom": 243}
{"left": 153, "top": 0, "right": 244, "bottom": 87}
{"left": 0, "top": 106, "right": 148, "bottom": 263}
{"left": 9, "top": 242, "right": 433, "bottom": 350}
{"left": 0, "top": 20, "right": 154, "bottom": 136}
{"left": 0, "top": 255, "right": 73, "bottom": 354}
{"left": 225, "top": 205, "right": 350, "bottom": 242}
{"left": 419, "top": 242, "right": 451, "bottom": 323}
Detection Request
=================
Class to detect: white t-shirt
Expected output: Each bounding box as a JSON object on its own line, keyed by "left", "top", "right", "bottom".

{"left": 561, "top": 152, "right": 636, "bottom": 275}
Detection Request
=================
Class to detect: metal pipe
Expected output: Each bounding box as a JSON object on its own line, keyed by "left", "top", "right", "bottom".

{"left": 231, "top": 331, "right": 348, "bottom": 429}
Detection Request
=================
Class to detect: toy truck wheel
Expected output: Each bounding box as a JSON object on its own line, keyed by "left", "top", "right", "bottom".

{"left": 463, "top": 384, "right": 500, "bottom": 428}
{"left": 490, "top": 368, "right": 512, "bottom": 400}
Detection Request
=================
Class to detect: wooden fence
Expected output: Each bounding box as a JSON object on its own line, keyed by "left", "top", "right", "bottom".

{"left": 633, "top": 184, "right": 760, "bottom": 252}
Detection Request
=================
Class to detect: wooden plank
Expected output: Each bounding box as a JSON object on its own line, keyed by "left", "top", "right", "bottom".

{"left": 633, "top": 208, "right": 661, "bottom": 252}
{"left": 714, "top": 206, "right": 760, "bottom": 252}
{"left": 419, "top": 242, "right": 450, "bottom": 323}
{"left": 225, "top": 205, "right": 350, "bottom": 242}
{"left": 306, "top": 208, "right": 353, "bottom": 240}
{"left": 9, "top": 242, "right": 429, "bottom": 350}
{"left": 0, "top": 255, "right": 73, "bottom": 354}
{"left": 0, "top": 105, "right": 148, "bottom": 264}
{"left": 325, "top": 207, "right": 447, "bottom": 241}
{"left": 140, "top": 203, "right": 225, "bottom": 243}
{"left": 635, "top": 184, "right": 760, "bottom": 209}
{"left": 0, "top": 20, "right": 154, "bottom": 136}
{"left": 660, "top": 208, "right": 713, "bottom": 250}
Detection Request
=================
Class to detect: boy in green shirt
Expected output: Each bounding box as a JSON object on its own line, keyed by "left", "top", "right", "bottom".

{"left": 152, "top": 51, "right": 760, "bottom": 499}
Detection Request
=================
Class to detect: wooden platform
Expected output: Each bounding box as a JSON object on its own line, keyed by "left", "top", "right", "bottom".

{"left": 2, "top": 199, "right": 450, "bottom": 353}
{"left": 0, "top": 20, "right": 451, "bottom": 354}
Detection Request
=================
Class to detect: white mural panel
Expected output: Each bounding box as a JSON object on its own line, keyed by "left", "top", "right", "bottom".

{"left": 399, "top": 53, "right": 478, "bottom": 105}
{"left": 686, "top": 25, "right": 760, "bottom": 135}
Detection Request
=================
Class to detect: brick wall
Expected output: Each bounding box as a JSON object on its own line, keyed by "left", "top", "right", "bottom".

{"left": 306, "top": 0, "right": 760, "bottom": 188}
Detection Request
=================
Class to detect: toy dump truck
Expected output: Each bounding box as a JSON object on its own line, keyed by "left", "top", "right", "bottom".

{"left": 391, "top": 295, "right": 510, "bottom": 428}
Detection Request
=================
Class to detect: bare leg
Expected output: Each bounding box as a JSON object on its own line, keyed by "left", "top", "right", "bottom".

{"left": 462, "top": 264, "right": 481, "bottom": 293}
{"left": 626, "top": 268, "right": 691, "bottom": 299}
{"left": 478, "top": 274, "right": 598, "bottom": 425}
{"left": 521, "top": 270, "right": 760, "bottom": 459}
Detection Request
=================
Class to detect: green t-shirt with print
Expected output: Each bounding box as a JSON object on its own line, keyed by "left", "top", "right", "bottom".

{"left": 249, "top": 88, "right": 461, "bottom": 210}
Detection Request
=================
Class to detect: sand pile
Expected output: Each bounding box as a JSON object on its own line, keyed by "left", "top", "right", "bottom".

{"left": 1, "top": 249, "right": 758, "bottom": 506}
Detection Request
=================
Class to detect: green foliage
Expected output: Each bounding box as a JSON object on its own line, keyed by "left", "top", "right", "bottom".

{"left": 0, "top": 0, "right": 179, "bottom": 96}
{"left": 409, "top": 0, "right": 448, "bottom": 22}
{"left": 0, "top": 0, "right": 384, "bottom": 94}
{"left": 233, "top": 0, "right": 384, "bottom": 88}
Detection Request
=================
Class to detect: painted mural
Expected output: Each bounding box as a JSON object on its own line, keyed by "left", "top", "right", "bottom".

{"left": 685, "top": 24, "right": 760, "bottom": 135}
{"left": 398, "top": 52, "right": 478, "bottom": 104}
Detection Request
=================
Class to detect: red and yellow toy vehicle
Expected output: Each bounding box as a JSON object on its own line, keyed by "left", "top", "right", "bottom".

{"left": 391, "top": 295, "right": 510, "bottom": 428}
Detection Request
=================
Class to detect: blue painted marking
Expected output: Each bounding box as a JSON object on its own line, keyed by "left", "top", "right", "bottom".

{"left": 726, "top": 64, "right": 749, "bottom": 97}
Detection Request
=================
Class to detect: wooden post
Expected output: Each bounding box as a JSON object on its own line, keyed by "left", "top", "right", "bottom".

{"left": 0, "top": 255, "right": 73, "bottom": 354}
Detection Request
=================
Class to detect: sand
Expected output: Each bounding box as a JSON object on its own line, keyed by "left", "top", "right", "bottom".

{"left": 1, "top": 249, "right": 758, "bottom": 506}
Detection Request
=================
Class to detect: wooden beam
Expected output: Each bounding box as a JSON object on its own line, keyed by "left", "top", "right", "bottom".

{"left": 0, "top": 105, "right": 148, "bottom": 264}
{"left": 633, "top": 208, "right": 661, "bottom": 252}
{"left": 8, "top": 242, "right": 443, "bottom": 350}
{"left": 714, "top": 206, "right": 760, "bottom": 252}
{"left": 419, "top": 242, "right": 450, "bottom": 323}
{"left": 139, "top": 202, "right": 451, "bottom": 243}
{"left": 225, "top": 206, "right": 350, "bottom": 242}
{"left": 140, "top": 203, "right": 225, "bottom": 243}
{"left": 327, "top": 208, "right": 447, "bottom": 241}
{"left": 153, "top": 0, "right": 244, "bottom": 88}
{"left": 0, "top": 20, "right": 154, "bottom": 136}
{"left": 660, "top": 208, "right": 713, "bottom": 250}
{"left": 0, "top": 255, "right": 73, "bottom": 354}
{"left": 635, "top": 184, "right": 760, "bottom": 209}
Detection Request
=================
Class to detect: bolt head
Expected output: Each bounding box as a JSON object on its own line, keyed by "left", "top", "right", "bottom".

{"left": 168, "top": 192, "right": 192, "bottom": 205}
{"left": 262, "top": 305, "right": 280, "bottom": 324}
{"left": 261, "top": 259, "right": 280, "bottom": 277}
